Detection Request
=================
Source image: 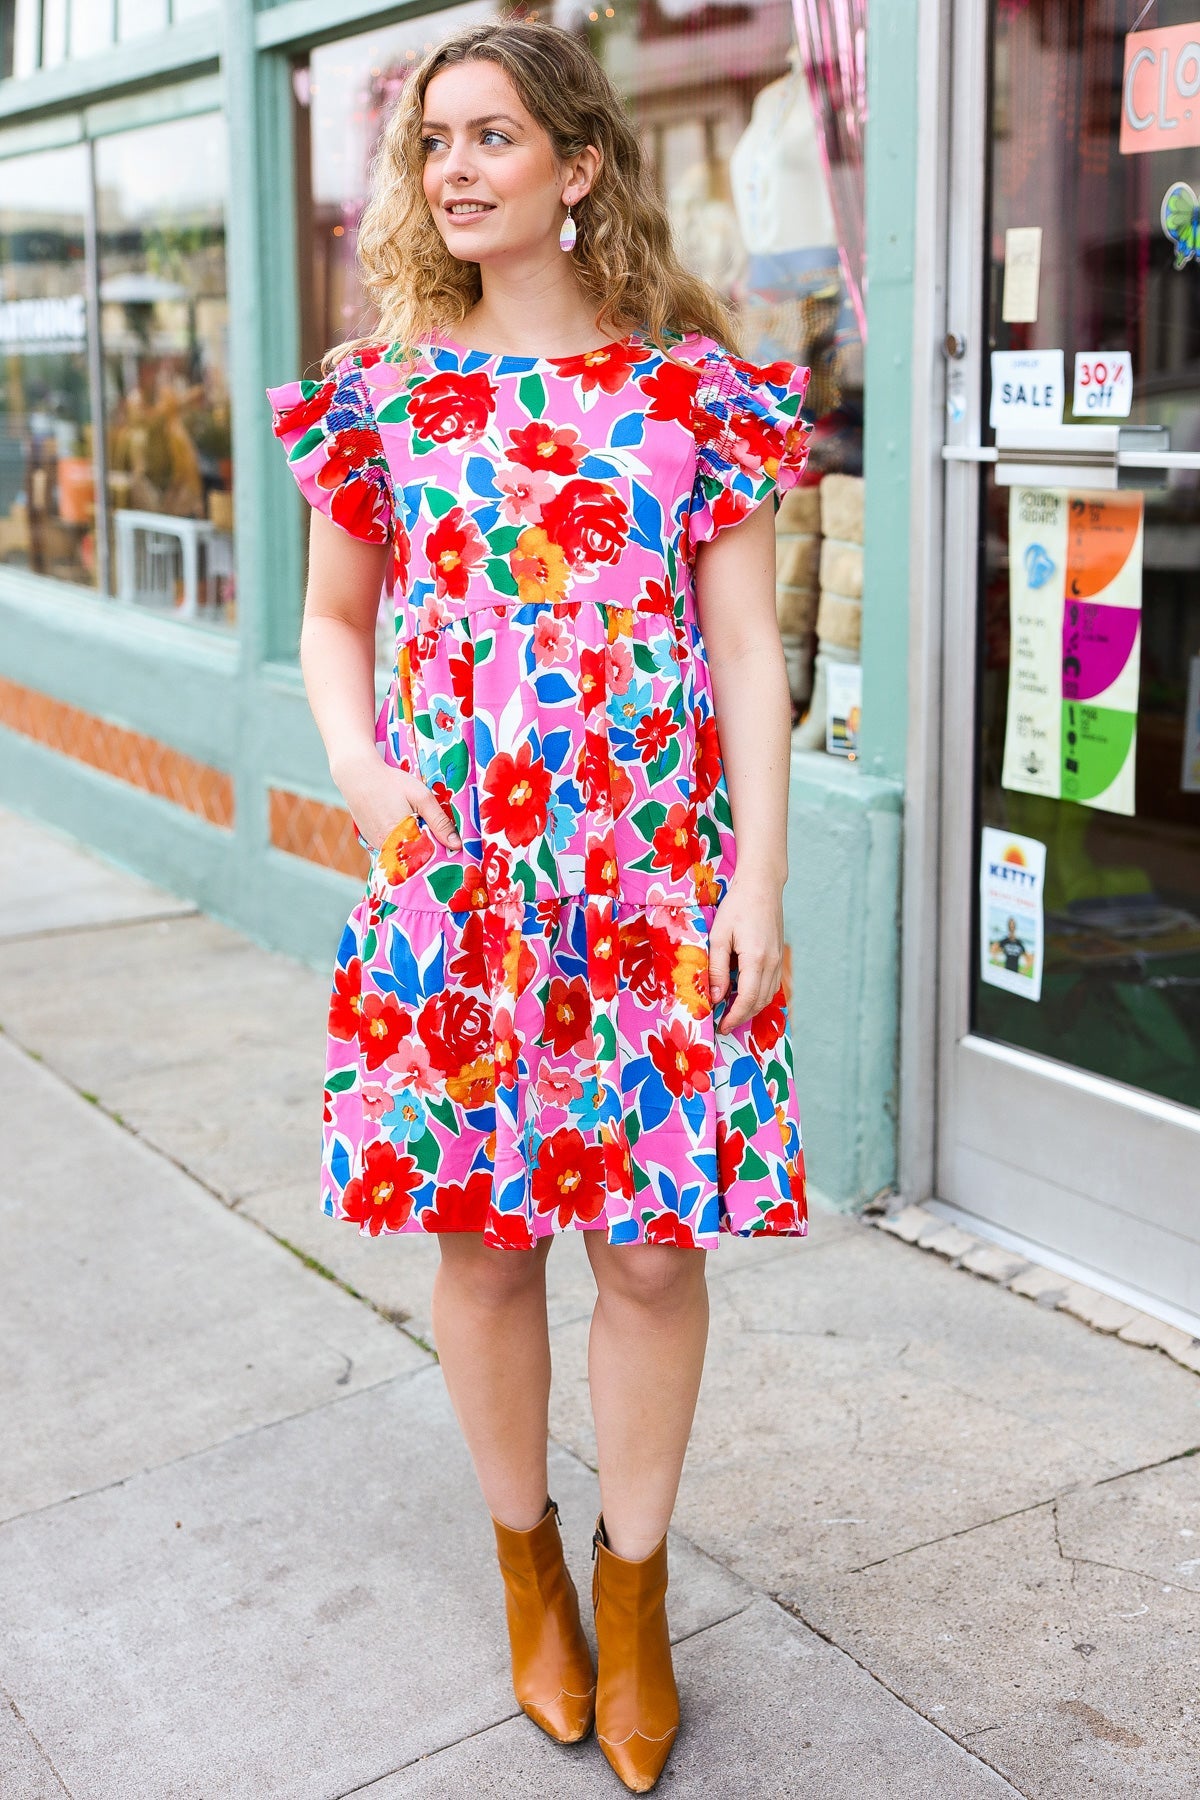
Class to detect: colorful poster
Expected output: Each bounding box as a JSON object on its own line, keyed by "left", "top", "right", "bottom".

{"left": 826, "top": 660, "right": 861, "bottom": 758}
{"left": 980, "top": 828, "right": 1046, "bottom": 1004}
{"left": 1002, "top": 487, "right": 1143, "bottom": 816}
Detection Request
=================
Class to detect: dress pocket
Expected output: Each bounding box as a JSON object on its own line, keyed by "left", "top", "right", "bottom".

{"left": 373, "top": 811, "right": 435, "bottom": 891}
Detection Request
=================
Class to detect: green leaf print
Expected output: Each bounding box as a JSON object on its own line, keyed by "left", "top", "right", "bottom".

{"left": 410, "top": 1128, "right": 443, "bottom": 1174}
{"left": 630, "top": 799, "right": 668, "bottom": 837}
{"left": 626, "top": 1112, "right": 640, "bottom": 1148}
{"left": 738, "top": 1146, "right": 771, "bottom": 1181}
{"left": 441, "top": 738, "right": 469, "bottom": 792}
{"left": 425, "top": 486, "right": 457, "bottom": 519}
{"left": 425, "top": 1095, "right": 462, "bottom": 1134}
{"left": 326, "top": 1069, "right": 357, "bottom": 1093}
{"left": 487, "top": 523, "right": 521, "bottom": 556}
{"left": 373, "top": 392, "right": 411, "bottom": 426}
{"left": 632, "top": 642, "right": 660, "bottom": 675}
{"left": 289, "top": 425, "right": 325, "bottom": 463}
{"left": 410, "top": 433, "right": 436, "bottom": 457}
{"left": 426, "top": 865, "right": 465, "bottom": 904}
{"left": 474, "top": 635, "right": 493, "bottom": 663}
{"left": 593, "top": 1013, "right": 616, "bottom": 1062}
{"left": 361, "top": 927, "right": 378, "bottom": 961}
{"left": 535, "top": 836, "right": 559, "bottom": 886}
{"left": 731, "top": 1102, "right": 759, "bottom": 1141}
{"left": 487, "top": 556, "right": 519, "bottom": 597}
{"left": 518, "top": 374, "right": 547, "bottom": 418}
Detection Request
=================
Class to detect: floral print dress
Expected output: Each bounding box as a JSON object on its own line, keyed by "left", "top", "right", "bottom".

{"left": 266, "top": 330, "right": 811, "bottom": 1250}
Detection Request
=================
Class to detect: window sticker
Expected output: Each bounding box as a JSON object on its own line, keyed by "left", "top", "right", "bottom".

{"left": 980, "top": 828, "right": 1046, "bottom": 1003}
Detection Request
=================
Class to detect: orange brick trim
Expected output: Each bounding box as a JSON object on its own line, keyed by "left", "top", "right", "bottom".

{"left": 269, "top": 787, "right": 369, "bottom": 879}
{"left": 0, "top": 676, "right": 234, "bottom": 828}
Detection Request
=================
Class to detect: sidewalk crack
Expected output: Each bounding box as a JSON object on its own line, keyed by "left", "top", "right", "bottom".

{"left": 1, "top": 1686, "right": 75, "bottom": 1797}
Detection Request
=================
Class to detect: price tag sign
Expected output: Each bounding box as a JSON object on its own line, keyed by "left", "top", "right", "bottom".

{"left": 1073, "top": 351, "right": 1133, "bottom": 418}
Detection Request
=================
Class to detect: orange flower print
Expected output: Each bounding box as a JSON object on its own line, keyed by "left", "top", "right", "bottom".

{"left": 510, "top": 525, "right": 571, "bottom": 604}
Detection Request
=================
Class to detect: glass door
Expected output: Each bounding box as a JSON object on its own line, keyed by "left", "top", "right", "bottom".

{"left": 937, "top": 0, "right": 1200, "bottom": 1325}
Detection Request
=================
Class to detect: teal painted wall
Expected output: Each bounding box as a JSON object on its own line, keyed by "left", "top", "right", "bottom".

{"left": 0, "top": 0, "right": 920, "bottom": 1206}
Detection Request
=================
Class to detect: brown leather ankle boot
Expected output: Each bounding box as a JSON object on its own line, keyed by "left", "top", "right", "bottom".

{"left": 491, "top": 1495, "right": 596, "bottom": 1744}
{"left": 591, "top": 1513, "right": 680, "bottom": 1792}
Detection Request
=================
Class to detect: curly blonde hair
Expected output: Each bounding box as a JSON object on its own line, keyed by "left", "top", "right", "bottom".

{"left": 322, "top": 18, "right": 738, "bottom": 372}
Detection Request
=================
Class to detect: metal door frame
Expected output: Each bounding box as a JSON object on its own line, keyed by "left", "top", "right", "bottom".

{"left": 903, "top": 0, "right": 1200, "bottom": 1329}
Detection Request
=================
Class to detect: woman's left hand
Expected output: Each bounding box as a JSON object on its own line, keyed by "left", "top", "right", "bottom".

{"left": 708, "top": 874, "right": 786, "bottom": 1033}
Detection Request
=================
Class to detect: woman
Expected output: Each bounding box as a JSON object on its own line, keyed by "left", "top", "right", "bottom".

{"left": 267, "top": 20, "right": 809, "bottom": 1793}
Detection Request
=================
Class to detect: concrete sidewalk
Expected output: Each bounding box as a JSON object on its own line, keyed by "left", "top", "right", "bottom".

{"left": 1, "top": 808, "right": 1197, "bottom": 1799}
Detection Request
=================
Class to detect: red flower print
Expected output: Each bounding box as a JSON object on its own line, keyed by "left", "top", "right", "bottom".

{"left": 507, "top": 420, "right": 584, "bottom": 475}
{"left": 641, "top": 360, "right": 700, "bottom": 428}
{"left": 585, "top": 836, "right": 619, "bottom": 896}
{"left": 651, "top": 803, "right": 700, "bottom": 881}
{"left": 390, "top": 520, "right": 411, "bottom": 594}
{"left": 341, "top": 1140, "right": 420, "bottom": 1235}
{"left": 423, "top": 1170, "right": 492, "bottom": 1232}
{"left": 726, "top": 410, "right": 785, "bottom": 476}
{"left": 750, "top": 989, "right": 787, "bottom": 1053}
{"left": 788, "top": 1152, "right": 807, "bottom": 1205}
{"left": 271, "top": 380, "right": 335, "bottom": 437}
{"left": 540, "top": 479, "right": 629, "bottom": 568}
{"left": 446, "top": 911, "right": 490, "bottom": 991}
{"left": 580, "top": 729, "right": 612, "bottom": 811}
{"left": 426, "top": 506, "right": 487, "bottom": 600}
{"left": 495, "top": 462, "right": 555, "bottom": 525}
{"left": 710, "top": 488, "right": 751, "bottom": 534}
{"left": 586, "top": 902, "right": 620, "bottom": 1000}
{"left": 447, "top": 860, "right": 488, "bottom": 911}
{"left": 602, "top": 1124, "right": 636, "bottom": 1204}
{"left": 547, "top": 341, "right": 652, "bottom": 394}
{"left": 762, "top": 1198, "right": 803, "bottom": 1233}
{"left": 318, "top": 426, "right": 380, "bottom": 490}
{"left": 579, "top": 645, "right": 606, "bottom": 713}
{"left": 729, "top": 353, "right": 794, "bottom": 388}
{"left": 493, "top": 1011, "right": 523, "bottom": 1088}
{"left": 634, "top": 706, "right": 678, "bottom": 765}
{"left": 447, "top": 1058, "right": 496, "bottom": 1110}
{"left": 620, "top": 915, "right": 675, "bottom": 1008}
{"left": 481, "top": 742, "right": 552, "bottom": 847}
{"left": 485, "top": 1209, "right": 537, "bottom": 1250}
{"left": 357, "top": 991, "right": 412, "bottom": 1071}
{"left": 330, "top": 472, "right": 391, "bottom": 544}
{"left": 648, "top": 1020, "right": 714, "bottom": 1099}
{"left": 645, "top": 1209, "right": 698, "bottom": 1248}
{"left": 532, "top": 1126, "right": 607, "bottom": 1226}
{"left": 716, "top": 1119, "right": 747, "bottom": 1190}
{"left": 636, "top": 577, "right": 673, "bottom": 616}
{"left": 693, "top": 715, "right": 722, "bottom": 801}
{"left": 418, "top": 990, "right": 492, "bottom": 1076}
{"left": 409, "top": 369, "right": 497, "bottom": 443}
{"left": 329, "top": 956, "right": 363, "bottom": 1041}
{"left": 378, "top": 813, "right": 435, "bottom": 886}
{"left": 447, "top": 644, "right": 476, "bottom": 716}
{"left": 544, "top": 974, "right": 592, "bottom": 1055}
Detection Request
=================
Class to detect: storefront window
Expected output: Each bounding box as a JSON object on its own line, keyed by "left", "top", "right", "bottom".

{"left": 0, "top": 0, "right": 212, "bottom": 75}
{"left": 96, "top": 112, "right": 235, "bottom": 624}
{"left": 292, "top": 2, "right": 864, "bottom": 674}
{"left": 0, "top": 143, "right": 95, "bottom": 588}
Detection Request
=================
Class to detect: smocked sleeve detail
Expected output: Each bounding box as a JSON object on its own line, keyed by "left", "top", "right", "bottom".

{"left": 687, "top": 347, "right": 812, "bottom": 548}
{"left": 266, "top": 351, "right": 394, "bottom": 546}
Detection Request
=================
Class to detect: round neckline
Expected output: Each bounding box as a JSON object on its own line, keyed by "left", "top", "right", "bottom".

{"left": 425, "top": 329, "right": 648, "bottom": 370}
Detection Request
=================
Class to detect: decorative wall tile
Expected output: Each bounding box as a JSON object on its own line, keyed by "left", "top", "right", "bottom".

{"left": 0, "top": 677, "right": 233, "bottom": 828}
{"left": 268, "top": 788, "right": 368, "bottom": 880}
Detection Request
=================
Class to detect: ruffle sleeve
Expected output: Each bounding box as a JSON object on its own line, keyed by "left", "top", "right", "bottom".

{"left": 687, "top": 347, "right": 812, "bottom": 548}
{"left": 266, "top": 350, "right": 394, "bottom": 546}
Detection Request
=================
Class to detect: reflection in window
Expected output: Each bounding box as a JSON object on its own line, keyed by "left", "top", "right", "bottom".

{"left": 0, "top": 144, "right": 95, "bottom": 589}
{"left": 1, "top": 0, "right": 213, "bottom": 73}
{"left": 96, "top": 112, "right": 235, "bottom": 625}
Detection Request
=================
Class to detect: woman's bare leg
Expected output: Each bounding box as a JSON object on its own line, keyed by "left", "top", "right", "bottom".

{"left": 431, "top": 1234, "right": 554, "bottom": 1530}
{"left": 583, "top": 1237, "right": 710, "bottom": 1560}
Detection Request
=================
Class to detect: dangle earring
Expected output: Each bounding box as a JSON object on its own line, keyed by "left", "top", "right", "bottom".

{"left": 559, "top": 202, "right": 577, "bottom": 253}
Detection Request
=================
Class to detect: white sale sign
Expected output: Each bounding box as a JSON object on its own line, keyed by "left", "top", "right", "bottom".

{"left": 1073, "top": 351, "right": 1133, "bottom": 418}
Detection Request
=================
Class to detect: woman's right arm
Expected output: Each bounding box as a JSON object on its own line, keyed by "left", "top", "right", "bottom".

{"left": 300, "top": 509, "right": 461, "bottom": 853}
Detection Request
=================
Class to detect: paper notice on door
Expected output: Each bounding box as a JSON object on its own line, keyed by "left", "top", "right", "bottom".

{"left": 1002, "top": 487, "right": 1143, "bottom": 815}
{"left": 989, "top": 350, "right": 1065, "bottom": 430}
{"left": 1073, "top": 351, "right": 1133, "bottom": 418}
{"left": 1183, "top": 655, "right": 1200, "bottom": 794}
{"left": 980, "top": 828, "right": 1046, "bottom": 1003}
{"left": 1002, "top": 227, "right": 1043, "bottom": 323}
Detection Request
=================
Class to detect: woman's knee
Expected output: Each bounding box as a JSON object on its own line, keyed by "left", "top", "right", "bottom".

{"left": 591, "top": 1241, "right": 708, "bottom": 1310}
{"left": 436, "top": 1234, "right": 550, "bottom": 1308}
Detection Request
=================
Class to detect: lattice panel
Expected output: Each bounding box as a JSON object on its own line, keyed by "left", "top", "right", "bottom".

{"left": 268, "top": 788, "right": 369, "bottom": 879}
{"left": 0, "top": 677, "right": 234, "bottom": 828}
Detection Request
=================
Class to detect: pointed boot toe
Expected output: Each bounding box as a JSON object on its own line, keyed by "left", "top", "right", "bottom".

{"left": 492, "top": 1497, "right": 596, "bottom": 1746}
{"left": 592, "top": 1516, "right": 680, "bottom": 1792}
